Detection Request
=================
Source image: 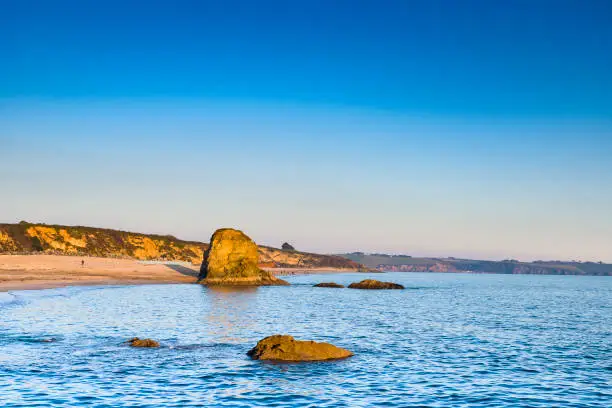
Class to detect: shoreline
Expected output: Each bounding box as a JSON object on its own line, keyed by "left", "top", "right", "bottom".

{"left": 0, "top": 254, "right": 360, "bottom": 292}
{"left": 0, "top": 279, "right": 193, "bottom": 292}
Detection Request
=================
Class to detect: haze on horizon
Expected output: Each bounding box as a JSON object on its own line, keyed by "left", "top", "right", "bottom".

{"left": 1, "top": 1, "right": 611, "bottom": 263}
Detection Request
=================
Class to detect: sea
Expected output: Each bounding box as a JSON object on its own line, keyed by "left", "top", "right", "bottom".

{"left": 0, "top": 272, "right": 610, "bottom": 407}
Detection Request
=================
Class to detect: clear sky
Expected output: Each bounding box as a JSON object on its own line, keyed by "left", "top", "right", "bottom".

{"left": 1, "top": 0, "right": 611, "bottom": 262}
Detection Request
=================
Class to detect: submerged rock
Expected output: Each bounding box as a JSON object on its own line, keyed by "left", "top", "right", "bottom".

{"left": 127, "top": 337, "right": 160, "bottom": 348}
{"left": 247, "top": 335, "right": 353, "bottom": 361}
{"left": 348, "top": 279, "right": 404, "bottom": 290}
{"left": 198, "top": 228, "right": 288, "bottom": 286}
{"left": 314, "top": 282, "right": 345, "bottom": 288}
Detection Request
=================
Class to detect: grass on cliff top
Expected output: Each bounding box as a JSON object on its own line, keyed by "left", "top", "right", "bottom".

{"left": 5, "top": 221, "right": 204, "bottom": 246}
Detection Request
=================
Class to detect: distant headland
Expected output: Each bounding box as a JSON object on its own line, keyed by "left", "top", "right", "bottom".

{"left": 340, "top": 253, "right": 612, "bottom": 276}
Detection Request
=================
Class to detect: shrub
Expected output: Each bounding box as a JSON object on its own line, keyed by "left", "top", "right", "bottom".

{"left": 281, "top": 242, "right": 295, "bottom": 251}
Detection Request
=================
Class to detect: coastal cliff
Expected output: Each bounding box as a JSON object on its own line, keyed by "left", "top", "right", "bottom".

{"left": 340, "top": 253, "right": 612, "bottom": 276}
{"left": 0, "top": 222, "right": 363, "bottom": 270}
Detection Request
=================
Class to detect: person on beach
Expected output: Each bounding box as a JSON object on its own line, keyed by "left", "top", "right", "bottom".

{"left": 81, "top": 259, "right": 85, "bottom": 268}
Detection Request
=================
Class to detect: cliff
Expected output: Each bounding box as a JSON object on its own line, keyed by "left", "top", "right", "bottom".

{"left": 0, "top": 222, "right": 363, "bottom": 270}
{"left": 340, "top": 253, "right": 612, "bottom": 276}
{"left": 0, "top": 222, "right": 205, "bottom": 263}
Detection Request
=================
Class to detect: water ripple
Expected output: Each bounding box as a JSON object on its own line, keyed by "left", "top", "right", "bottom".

{"left": 0, "top": 273, "right": 611, "bottom": 407}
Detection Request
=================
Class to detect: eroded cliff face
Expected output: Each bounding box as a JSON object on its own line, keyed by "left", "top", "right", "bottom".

{"left": 0, "top": 222, "right": 363, "bottom": 270}
{"left": 0, "top": 230, "right": 20, "bottom": 252}
{"left": 0, "top": 222, "right": 205, "bottom": 263}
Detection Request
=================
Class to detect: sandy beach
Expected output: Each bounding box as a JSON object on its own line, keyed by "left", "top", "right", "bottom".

{"left": 0, "top": 255, "right": 357, "bottom": 291}
{"left": 0, "top": 254, "right": 199, "bottom": 291}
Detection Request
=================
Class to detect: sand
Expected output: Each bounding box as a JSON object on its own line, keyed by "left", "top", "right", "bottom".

{"left": 0, "top": 255, "right": 358, "bottom": 292}
{"left": 0, "top": 255, "right": 198, "bottom": 291}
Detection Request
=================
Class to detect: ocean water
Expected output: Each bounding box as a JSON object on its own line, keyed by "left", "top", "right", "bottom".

{"left": 0, "top": 272, "right": 610, "bottom": 407}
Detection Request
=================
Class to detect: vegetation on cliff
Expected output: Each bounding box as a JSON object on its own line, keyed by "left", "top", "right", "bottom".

{"left": 281, "top": 242, "right": 295, "bottom": 251}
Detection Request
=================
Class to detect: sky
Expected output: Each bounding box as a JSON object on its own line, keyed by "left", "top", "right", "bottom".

{"left": 1, "top": 0, "right": 611, "bottom": 262}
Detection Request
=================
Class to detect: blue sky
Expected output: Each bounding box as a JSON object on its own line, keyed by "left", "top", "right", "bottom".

{"left": 1, "top": 1, "right": 611, "bottom": 261}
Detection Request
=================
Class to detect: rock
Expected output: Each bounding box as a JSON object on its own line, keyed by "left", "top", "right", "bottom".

{"left": 247, "top": 335, "right": 353, "bottom": 361}
{"left": 127, "top": 337, "right": 160, "bottom": 348}
{"left": 198, "top": 228, "right": 289, "bottom": 286}
{"left": 314, "top": 282, "right": 345, "bottom": 288}
{"left": 348, "top": 279, "right": 404, "bottom": 290}
{"left": 281, "top": 242, "right": 295, "bottom": 251}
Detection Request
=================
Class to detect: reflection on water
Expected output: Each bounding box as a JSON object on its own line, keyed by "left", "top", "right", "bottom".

{"left": 0, "top": 273, "right": 611, "bottom": 407}
{"left": 204, "top": 286, "right": 258, "bottom": 343}
{"left": 206, "top": 285, "right": 259, "bottom": 295}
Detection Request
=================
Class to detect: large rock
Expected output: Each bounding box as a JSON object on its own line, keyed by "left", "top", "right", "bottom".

{"left": 348, "top": 279, "right": 404, "bottom": 290}
{"left": 127, "top": 337, "right": 160, "bottom": 348}
{"left": 199, "top": 228, "right": 288, "bottom": 286}
{"left": 314, "top": 282, "right": 344, "bottom": 288}
{"left": 247, "top": 335, "right": 353, "bottom": 361}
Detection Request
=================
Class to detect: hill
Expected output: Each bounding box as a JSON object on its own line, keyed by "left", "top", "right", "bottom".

{"left": 0, "top": 222, "right": 363, "bottom": 270}
{"left": 339, "top": 252, "right": 612, "bottom": 276}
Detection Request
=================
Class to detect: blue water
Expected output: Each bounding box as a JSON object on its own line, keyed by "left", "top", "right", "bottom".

{"left": 1, "top": 272, "right": 610, "bottom": 407}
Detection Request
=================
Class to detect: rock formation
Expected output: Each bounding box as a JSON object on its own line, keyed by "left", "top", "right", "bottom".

{"left": 314, "top": 282, "right": 344, "bottom": 288}
{"left": 198, "top": 228, "right": 288, "bottom": 286}
{"left": 247, "top": 335, "right": 353, "bottom": 361}
{"left": 348, "top": 279, "right": 404, "bottom": 290}
{"left": 127, "top": 337, "right": 160, "bottom": 348}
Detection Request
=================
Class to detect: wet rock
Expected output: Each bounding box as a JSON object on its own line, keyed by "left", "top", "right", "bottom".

{"left": 348, "top": 279, "right": 404, "bottom": 290}
{"left": 198, "top": 228, "right": 289, "bottom": 286}
{"left": 127, "top": 337, "right": 160, "bottom": 348}
{"left": 247, "top": 335, "right": 353, "bottom": 361}
{"left": 314, "top": 282, "right": 345, "bottom": 288}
